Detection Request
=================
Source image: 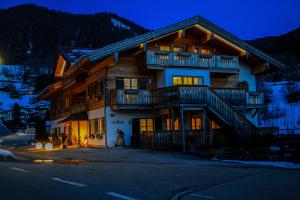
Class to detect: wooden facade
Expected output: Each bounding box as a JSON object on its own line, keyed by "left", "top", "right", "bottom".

{"left": 37, "top": 16, "right": 286, "bottom": 150}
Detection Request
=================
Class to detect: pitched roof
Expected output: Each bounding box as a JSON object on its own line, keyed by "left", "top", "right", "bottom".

{"left": 75, "top": 16, "right": 287, "bottom": 70}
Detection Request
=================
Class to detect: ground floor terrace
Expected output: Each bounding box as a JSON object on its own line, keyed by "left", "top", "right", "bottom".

{"left": 50, "top": 105, "right": 258, "bottom": 153}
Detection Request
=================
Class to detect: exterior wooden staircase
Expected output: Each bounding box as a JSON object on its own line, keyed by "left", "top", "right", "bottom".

{"left": 152, "top": 85, "right": 259, "bottom": 140}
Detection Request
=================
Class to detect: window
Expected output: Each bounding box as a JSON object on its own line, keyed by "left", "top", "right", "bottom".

{"left": 166, "top": 118, "right": 180, "bottom": 131}
{"left": 139, "top": 119, "right": 154, "bottom": 134}
{"left": 64, "top": 97, "right": 70, "bottom": 110}
{"left": 52, "top": 127, "right": 60, "bottom": 135}
{"left": 211, "top": 120, "right": 221, "bottom": 129}
{"left": 160, "top": 45, "right": 171, "bottom": 51}
{"left": 172, "top": 76, "right": 204, "bottom": 86}
{"left": 89, "top": 118, "right": 105, "bottom": 139}
{"left": 174, "top": 47, "right": 183, "bottom": 52}
{"left": 88, "top": 80, "right": 104, "bottom": 98}
{"left": 200, "top": 48, "right": 213, "bottom": 54}
{"left": 116, "top": 77, "right": 138, "bottom": 90}
{"left": 192, "top": 117, "right": 202, "bottom": 130}
{"left": 124, "top": 78, "right": 138, "bottom": 90}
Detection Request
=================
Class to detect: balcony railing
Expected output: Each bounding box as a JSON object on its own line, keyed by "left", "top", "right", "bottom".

{"left": 111, "top": 89, "right": 152, "bottom": 107}
{"left": 213, "top": 88, "right": 264, "bottom": 107}
{"left": 111, "top": 86, "right": 264, "bottom": 109}
{"left": 147, "top": 50, "right": 239, "bottom": 71}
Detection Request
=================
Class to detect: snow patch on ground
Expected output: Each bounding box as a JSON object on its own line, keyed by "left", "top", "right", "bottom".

{"left": 111, "top": 18, "right": 131, "bottom": 30}
{"left": 0, "top": 149, "right": 15, "bottom": 159}
{"left": 220, "top": 159, "right": 300, "bottom": 169}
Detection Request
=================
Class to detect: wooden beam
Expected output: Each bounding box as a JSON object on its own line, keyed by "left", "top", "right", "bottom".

{"left": 201, "top": 33, "right": 213, "bottom": 44}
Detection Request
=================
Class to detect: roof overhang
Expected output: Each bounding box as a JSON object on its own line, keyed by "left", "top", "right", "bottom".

{"left": 35, "top": 81, "right": 63, "bottom": 101}
{"left": 73, "top": 16, "right": 287, "bottom": 71}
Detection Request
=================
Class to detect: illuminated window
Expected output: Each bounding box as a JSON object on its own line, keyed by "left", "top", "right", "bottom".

{"left": 200, "top": 48, "right": 213, "bottom": 54}
{"left": 174, "top": 47, "right": 183, "bottom": 52}
{"left": 192, "top": 117, "right": 202, "bottom": 130}
{"left": 166, "top": 118, "right": 180, "bottom": 131}
{"left": 139, "top": 119, "right": 154, "bottom": 134}
{"left": 172, "top": 76, "right": 204, "bottom": 86}
{"left": 160, "top": 45, "right": 171, "bottom": 51}
{"left": 211, "top": 120, "right": 221, "bottom": 129}
{"left": 124, "top": 78, "right": 138, "bottom": 90}
{"left": 89, "top": 118, "right": 105, "bottom": 138}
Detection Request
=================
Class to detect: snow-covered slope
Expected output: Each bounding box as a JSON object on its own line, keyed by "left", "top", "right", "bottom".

{"left": 258, "top": 81, "right": 300, "bottom": 134}
{"left": 111, "top": 18, "right": 131, "bottom": 30}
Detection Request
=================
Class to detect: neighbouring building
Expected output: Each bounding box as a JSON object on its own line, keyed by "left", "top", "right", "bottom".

{"left": 36, "top": 16, "right": 287, "bottom": 150}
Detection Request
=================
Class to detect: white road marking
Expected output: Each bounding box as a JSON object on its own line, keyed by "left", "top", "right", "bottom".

{"left": 10, "top": 167, "right": 31, "bottom": 173}
{"left": 191, "top": 194, "right": 215, "bottom": 199}
{"left": 106, "top": 192, "right": 138, "bottom": 200}
{"left": 51, "top": 178, "right": 88, "bottom": 187}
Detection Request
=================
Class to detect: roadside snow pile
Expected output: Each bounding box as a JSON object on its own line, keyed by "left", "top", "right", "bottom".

{"left": 0, "top": 149, "right": 15, "bottom": 160}
{"left": 221, "top": 160, "right": 300, "bottom": 169}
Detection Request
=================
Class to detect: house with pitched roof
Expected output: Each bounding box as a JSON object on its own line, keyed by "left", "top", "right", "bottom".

{"left": 36, "top": 16, "right": 287, "bottom": 150}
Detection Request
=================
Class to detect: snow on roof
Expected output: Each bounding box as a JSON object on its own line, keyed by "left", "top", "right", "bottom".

{"left": 60, "top": 47, "right": 96, "bottom": 62}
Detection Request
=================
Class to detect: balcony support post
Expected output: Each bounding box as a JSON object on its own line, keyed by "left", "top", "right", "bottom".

{"left": 202, "top": 109, "right": 210, "bottom": 145}
{"left": 169, "top": 107, "right": 175, "bottom": 146}
{"left": 180, "top": 107, "right": 185, "bottom": 152}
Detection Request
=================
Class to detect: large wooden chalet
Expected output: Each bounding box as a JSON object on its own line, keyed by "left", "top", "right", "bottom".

{"left": 37, "top": 16, "right": 286, "bottom": 150}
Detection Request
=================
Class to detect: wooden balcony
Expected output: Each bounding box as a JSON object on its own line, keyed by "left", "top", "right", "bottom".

{"left": 213, "top": 88, "right": 264, "bottom": 108}
{"left": 110, "top": 89, "right": 152, "bottom": 109}
{"left": 110, "top": 86, "right": 264, "bottom": 109}
{"left": 147, "top": 50, "right": 239, "bottom": 72}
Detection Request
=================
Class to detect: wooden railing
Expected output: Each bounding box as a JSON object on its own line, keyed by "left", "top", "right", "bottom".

{"left": 213, "top": 88, "right": 246, "bottom": 105}
{"left": 246, "top": 92, "right": 264, "bottom": 106}
{"left": 141, "top": 130, "right": 209, "bottom": 149}
{"left": 147, "top": 50, "right": 239, "bottom": 70}
{"left": 111, "top": 89, "right": 152, "bottom": 106}
{"left": 213, "top": 88, "right": 264, "bottom": 106}
{"left": 151, "top": 85, "right": 259, "bottom": 139}
{"left": 111, "top": 87, "right": 264, "bottom": 108}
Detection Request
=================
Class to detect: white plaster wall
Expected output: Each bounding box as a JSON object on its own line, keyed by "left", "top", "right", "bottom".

{"left": 87, "top": 108, "right": 105, "bottom": 147}
{"left": 105, "top": 107, "right": 158, "bottom": 147}
{"left": 50, "top": 118, "right": 66, "bottom": 133}
{"left": 156, "top": 68, "right": 211, "bottom": 88}
{"left": 239, "top": 61, "right": 256, "bottom": 91}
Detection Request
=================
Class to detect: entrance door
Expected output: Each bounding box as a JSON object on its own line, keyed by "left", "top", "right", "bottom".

{"left": 131, "top": 119, "right": 140, "bottom": 147}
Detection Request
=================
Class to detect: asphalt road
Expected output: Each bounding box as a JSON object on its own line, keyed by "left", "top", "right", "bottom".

{"left": 0, "top": 148, "right": 299, "bottom": 200}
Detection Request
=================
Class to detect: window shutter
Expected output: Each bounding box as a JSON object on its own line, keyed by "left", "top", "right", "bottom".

{"left": 116, "top": 77, "right": 124, "bottom": 89}
{"left": 139, "top": 79, "right": 147, "bottom": 90}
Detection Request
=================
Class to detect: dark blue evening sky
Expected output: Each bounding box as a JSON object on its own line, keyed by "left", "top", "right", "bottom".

{"left": 1, "top": 0, "right": 300, "bottom": 40}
